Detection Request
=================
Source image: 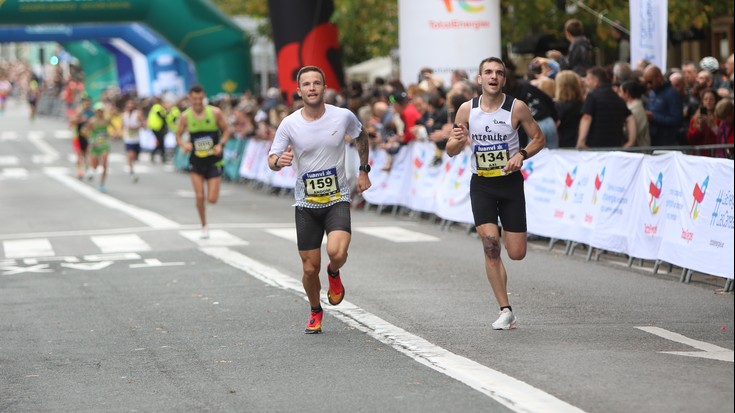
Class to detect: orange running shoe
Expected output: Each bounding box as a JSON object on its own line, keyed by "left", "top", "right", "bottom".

{"left": 326, "top": 264, "right": 344, "bottom": 306}
{"left": 305, "top": 310, "right": 323, "bottom": 334}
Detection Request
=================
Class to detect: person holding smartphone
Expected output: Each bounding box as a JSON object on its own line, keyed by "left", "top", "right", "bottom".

{"left": 686, "top": 89, "right": 720, "bottom": 157}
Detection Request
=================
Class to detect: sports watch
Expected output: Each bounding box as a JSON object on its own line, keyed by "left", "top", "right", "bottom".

{"left": 359, "top": 164, "right": 371, "bottom": 173}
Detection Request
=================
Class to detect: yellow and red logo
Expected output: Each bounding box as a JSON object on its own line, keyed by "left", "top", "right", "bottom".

{"left": 443, "top": 0, "right": 485, "bottom": 13}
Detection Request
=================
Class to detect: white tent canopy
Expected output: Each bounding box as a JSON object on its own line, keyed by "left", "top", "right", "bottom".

{"left": 345, "top": 56, "right": 393, "bottom": 84}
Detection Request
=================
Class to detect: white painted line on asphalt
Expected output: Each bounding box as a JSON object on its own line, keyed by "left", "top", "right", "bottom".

{"left": 201, "top": 246, "right": 586, "bottom": 413}
{"left": 636, "top": 326, "right": 734, "bottom": 362}
{"left": 266, "top": 228, "right": 325, "bottom": 245}
{"left": 53, "top": 130, "right": 73, "bottom": 140}
{"left": 1, "top": 167, "right": 28, "bottom": 178}
{"left": 44, "top": 168, "right": 180, "bottom": 229}
{"left": 91, "top": 234, "right": 152, "bottom": 253}
{"left": 179, "top": 230, "right": 249, "bottom": 247}
{"left": 0, "top": 156, "right": 19, "bottom": 166}
{"left": 354, "top": 226, "right": 440, "bottom": 242}
{"left": 28, "top": 131, "right": 59, "bottom": 158}
{"left": 3, "top": 238, "right": 55, "bottom": 259}
{"left": 0, "top": 131, "right": 18, "bottom": 141}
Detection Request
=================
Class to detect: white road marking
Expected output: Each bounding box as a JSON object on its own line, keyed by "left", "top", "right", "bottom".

{"left": 1, "top": 167, "right": 28, "bottom": 179}
{"left": 0, "top": 131, "right": 18, "bottom": 141}
{"left": 54, "top": 130, "right": 73, "bottom": 140}
{"left": 354, "top": 226, "right": 440, "bottom": 242}
{"left": 266, "top": 228, "right": 326, "bottom": 245}
{"left": 91, "top": 234, "right": 152, "bottom": 253}
{"left": 179, "top": 230, "right": 249, "bottom": 246}
{"left": 61, "top": 261, "right": 114, "bottom": 271}
{"left": 201, "top": 246, "right": 586, "bottom": 413}
{"left": 129, "top": 258, "right": 185, "bottom": 268}
{"left": 44, "top": 168, "right": 180, "bottom": 229}
{"left": 636, "top": 326, "right": 734, "bottom": 362}
{"left": 3, "top": 238, "right": 55, "bottom": 258}
{"left": 0, "top": 156, "right": 19, "bottom": 166}
{"left": 28, "top": 131, "right": 59, "bottom": 159}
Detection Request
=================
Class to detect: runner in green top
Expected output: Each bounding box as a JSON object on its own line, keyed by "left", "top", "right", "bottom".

{"left": 82, "top": 102, "right": 114, "bottom": 193}
{"left": 175, "top": 85, "right": 230, "bottom": 239}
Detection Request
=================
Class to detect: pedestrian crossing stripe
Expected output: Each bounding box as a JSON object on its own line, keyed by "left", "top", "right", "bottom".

{"left": 0, "top": 131, "right": 18, "bottom": 141}
{"left": 354, "top": 226, "right": 440, "bottom": 242}
{"left": 179, "top": 230, "right": 249, "bottom": 246}
{"left": 1, "top": 167, "right": 28, "bottom": 179}
{"left": 1, "top": 226, "right": 438, "bottom": 260}
{"left": 91, "top": 234, "right": 152, "bottom": 253}
{"left": 0, "top": 156, "right": 19, "bottom": 166}
{"left": 3, "top": 238, "right": 55, "bottom": 258}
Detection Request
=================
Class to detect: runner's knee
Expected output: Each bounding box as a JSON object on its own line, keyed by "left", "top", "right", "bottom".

{"left": 482, "top": 236, "right": 502, "bottom": 260}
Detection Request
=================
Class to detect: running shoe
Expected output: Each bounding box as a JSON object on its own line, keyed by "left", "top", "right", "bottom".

{"left": 200, "top": 226, "right": 209, "bottom": 239}
{"left": 98, "top": 184, "right": 107, "bottom": 193}
{"left": 305, "top": 310, "right": 323, "bottom": 334}
{"left": 492, "top": 309, "right": 517, "bottom": 330}
{"left": 326, "top": 264, "right": 344, "bottom": 306}
{"left": 131, "top": 173, "right": 139, "bottom": 183}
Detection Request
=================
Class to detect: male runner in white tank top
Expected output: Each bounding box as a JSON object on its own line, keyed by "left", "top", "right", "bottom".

{"left": 269, "top": 66, "right": 372, "bottom": 334}
{"left": 446, "top": 57, "right": 546, "bottom": 330}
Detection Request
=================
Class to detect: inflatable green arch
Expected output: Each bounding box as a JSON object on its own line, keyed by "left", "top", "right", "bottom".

{"left": 0, "top": 0, "right": 252, "bottom": 96}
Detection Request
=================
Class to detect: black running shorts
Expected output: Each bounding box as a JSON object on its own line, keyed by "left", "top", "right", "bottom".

{"left": 469, "top": 172, "right": 527, "bottom": 232}
{"left": 188, "top": 162, "right": 223, "bottom": 179}
{"left": 295, "top": 201, "right": 352, "bottom": 251}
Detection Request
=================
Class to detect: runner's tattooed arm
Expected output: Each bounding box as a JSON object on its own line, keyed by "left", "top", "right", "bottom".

{"left": 354, "top": 128, "right": 371, "bottom": 194}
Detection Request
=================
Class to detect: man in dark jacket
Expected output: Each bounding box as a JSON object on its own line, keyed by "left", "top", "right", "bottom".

{"left": 644, "top": 65, "right": 683, "bottom": 146}
{"left": 548, "top": 19, "right": 594, "bottom": 77}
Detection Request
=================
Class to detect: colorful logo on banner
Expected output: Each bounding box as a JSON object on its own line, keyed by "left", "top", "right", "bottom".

{"left": 563, "top": 166, "right": 577, "bottom": 201}
{"left": 454, "top": 154, "right": 468, "bottom": 189}
{"left": 648, "top": 172, "right": 663, "bottom": 214}
{"left": 593, "top": 166, "right": 605, "bottom": 204}
{"left": 690, "top": 176, "right": 709, "bottom": 220}
{"left": 443, "top": 0, "right": 485, "bottom": 13}
{"left": 521, "top": 161, "right": 534, "bottom": 180}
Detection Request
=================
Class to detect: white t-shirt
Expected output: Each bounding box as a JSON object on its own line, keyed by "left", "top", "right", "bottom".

{"left": 270, "top": 104, "right": 363, "bottom": 208}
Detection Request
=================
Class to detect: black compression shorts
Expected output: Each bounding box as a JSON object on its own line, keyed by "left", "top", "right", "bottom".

{"left": 295, "top": 201, "right": 351, "bottom": 251}
{"left": 470, "top": 172, "right": 527, "bottom": 232}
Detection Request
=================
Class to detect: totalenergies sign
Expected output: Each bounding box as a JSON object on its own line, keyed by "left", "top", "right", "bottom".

{"left": 443, "top": 0, "right": 486, "bottom": 13}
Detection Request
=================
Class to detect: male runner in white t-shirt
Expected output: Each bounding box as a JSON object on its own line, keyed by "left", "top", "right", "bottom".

{"left": 447, "top": 57, "right": 546, "bottom": 330}
{"left": 269, "top": 66, "right": 372, "bottom": 334}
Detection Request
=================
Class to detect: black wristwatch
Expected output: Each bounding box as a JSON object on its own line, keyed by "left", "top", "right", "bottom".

{"left": 359, "top": 164, "right": 371, "bottom": 173}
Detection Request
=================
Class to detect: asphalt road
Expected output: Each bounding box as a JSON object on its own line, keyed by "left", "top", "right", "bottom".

{"left": 1, "top": 99, "right": 733, "bottom": 413}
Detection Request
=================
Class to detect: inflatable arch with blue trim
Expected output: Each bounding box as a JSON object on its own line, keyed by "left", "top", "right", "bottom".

{"left": 0, "top": 0, "right": 252, "bottom": 97}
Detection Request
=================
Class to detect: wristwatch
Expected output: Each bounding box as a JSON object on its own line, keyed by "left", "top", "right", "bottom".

{"left": 359, "top": 164, "right": 371, "bottom": 173}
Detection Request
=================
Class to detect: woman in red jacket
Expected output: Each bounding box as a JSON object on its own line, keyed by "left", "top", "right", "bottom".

{"left": 687, "top": 89, "right": 719, "bottom": 157}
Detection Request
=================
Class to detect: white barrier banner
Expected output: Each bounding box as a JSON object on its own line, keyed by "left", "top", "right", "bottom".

{"left": 434, "top": 146, "right": 473, "bottom": 225}
{"left": 363, "top": 145, "right": 412, "bottom": 206}
{"left": 239, "top": 139, "right": 265, "bottom": 180}
{"left": 407, "top": 142, "right": 442, "bottom": 213}
{"left": 248, "top": 141, "right": 733, "bottom": 279}
{"left": 624, "top": 152, "right": 676, "bottom": 259}
{"left": 524, "top": 148, "right": 563, "bottom": 237}
{"left": 657, "top": 155, "right": 734, "bottom": 279}
{"left": 588, "top": 152, "right": 646, "bottom": 255}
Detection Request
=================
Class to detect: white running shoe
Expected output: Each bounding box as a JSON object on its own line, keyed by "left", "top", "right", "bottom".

{"left": 492, "top": 309, "right": 517, "bottom": 330}
{"left": 200, "top": 226, "right": 209, "bottom": 239}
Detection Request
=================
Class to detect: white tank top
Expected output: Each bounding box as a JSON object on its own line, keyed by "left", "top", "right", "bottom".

{"left": 468, "top": 94, "right": 520, "bottom": 177}
{"left": 123, "top": 110, "right": 142, "bottom": 144}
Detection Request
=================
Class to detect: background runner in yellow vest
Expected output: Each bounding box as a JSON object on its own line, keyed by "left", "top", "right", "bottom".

{"left": 175, "top": 85, "right": 231, "bottom": 239}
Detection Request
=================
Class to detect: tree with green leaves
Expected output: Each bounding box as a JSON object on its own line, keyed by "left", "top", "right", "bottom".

{"left": 212, "top": 0, "right": 732, "bottom": 65}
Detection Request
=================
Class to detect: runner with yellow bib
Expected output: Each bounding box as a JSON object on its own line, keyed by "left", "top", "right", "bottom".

{"left": 175, "top": 85, "right": 230, "bottom": 239}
